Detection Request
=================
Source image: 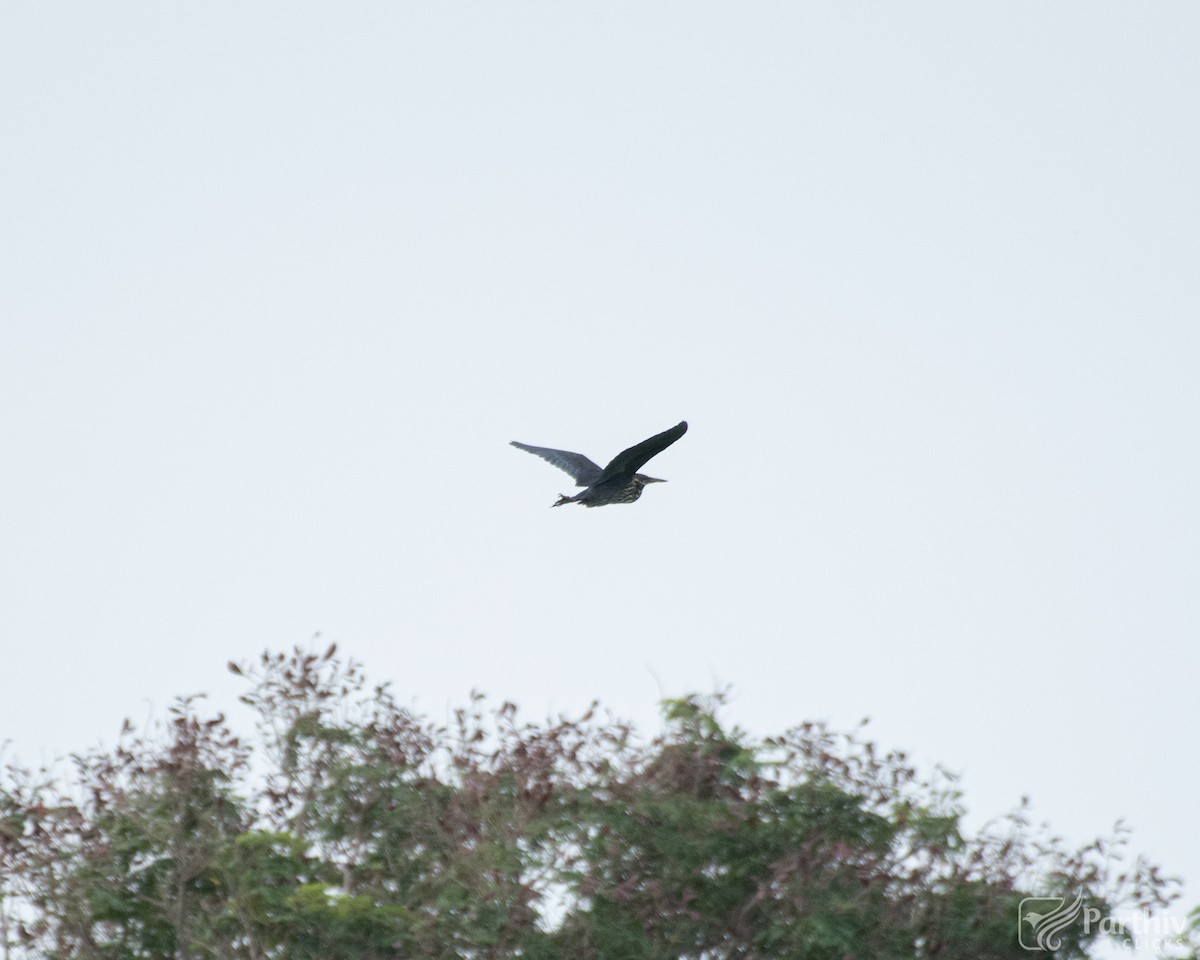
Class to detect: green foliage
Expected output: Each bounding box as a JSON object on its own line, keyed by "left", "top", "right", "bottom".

{"left": 0, "top": 648, "right": 1191, "bottom": 959}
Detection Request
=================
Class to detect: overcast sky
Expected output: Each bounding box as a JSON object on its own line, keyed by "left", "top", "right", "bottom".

{"left": 2, "top": 4, "right": 1197, "bottom": 952}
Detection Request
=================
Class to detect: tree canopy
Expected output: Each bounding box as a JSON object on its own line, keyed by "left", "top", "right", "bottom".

{"left": 1, "top": 646, "right": 1194, "bottom": 959}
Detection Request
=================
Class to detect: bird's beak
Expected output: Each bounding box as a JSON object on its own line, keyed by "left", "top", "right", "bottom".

{"left": 643, "top": 476, "right": 666, "bottom": 483}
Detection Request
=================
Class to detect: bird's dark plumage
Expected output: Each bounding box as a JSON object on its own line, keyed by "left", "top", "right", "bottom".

{"left": 507, "top": 444, "right": 603, "bottom": 486}
{"left": 511, "top": 421, "right": 687, "bottom": 507}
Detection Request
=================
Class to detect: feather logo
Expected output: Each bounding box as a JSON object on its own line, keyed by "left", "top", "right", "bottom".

{"left": 1019, "top": 891, "right": 1086, "bottom": 950}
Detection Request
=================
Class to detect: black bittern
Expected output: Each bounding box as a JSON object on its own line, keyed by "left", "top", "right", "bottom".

{"left": 511, "top": 421, "right": 688, "bottom": 507}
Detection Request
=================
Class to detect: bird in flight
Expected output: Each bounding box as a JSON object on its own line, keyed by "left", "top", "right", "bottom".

{"left": 511, "top": 421, "right": 688, "bottom": 507}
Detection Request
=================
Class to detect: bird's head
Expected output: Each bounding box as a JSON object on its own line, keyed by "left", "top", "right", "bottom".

{"left": 635, "top": 474, "right": 666, "bottom": 485}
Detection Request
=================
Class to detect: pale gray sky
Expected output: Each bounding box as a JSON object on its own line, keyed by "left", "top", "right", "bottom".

{"left": 2, "top": 4, "right": 1197, "bottom": 951}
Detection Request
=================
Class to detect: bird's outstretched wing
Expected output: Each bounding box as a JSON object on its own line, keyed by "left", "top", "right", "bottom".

{"left": 597, "top": 421, "right": 688, "bottom": 483}
{"left": 510, "top": 441, "right": 604, "bottom": 486}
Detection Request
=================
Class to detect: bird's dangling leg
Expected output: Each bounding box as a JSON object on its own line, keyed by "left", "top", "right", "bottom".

{"left": 552, "top": 493, "right": 574, "bottom": 507}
